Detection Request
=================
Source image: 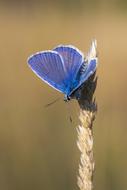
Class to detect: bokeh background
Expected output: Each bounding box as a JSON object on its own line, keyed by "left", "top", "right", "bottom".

{"left": 0, "top": 0, "right": 127, "bottom": 190}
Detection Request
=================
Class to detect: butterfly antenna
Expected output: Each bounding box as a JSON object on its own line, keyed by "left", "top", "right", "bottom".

{"left": 44, "top": 97, "right": 61, "bottom": 108}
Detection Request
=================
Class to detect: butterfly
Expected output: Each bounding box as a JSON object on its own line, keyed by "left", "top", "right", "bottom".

{"left": 27, "top": 40, "right": 98, "bottom": 101}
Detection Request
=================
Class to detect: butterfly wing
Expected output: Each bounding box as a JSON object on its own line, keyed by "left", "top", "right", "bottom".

{"left": 27, "top": 51, "right": 68, "bottom": 93}
{"left": 28, "top": 41, "right": 97, "bottom": 97}
{"left": 53, "top": 45, "right": 84, "bottom": 81}
{"left": 68, "top": 40, "right": 98, "bottom": 96}
{"left": 79, "top": 59, "right": 97, "bottom": 86}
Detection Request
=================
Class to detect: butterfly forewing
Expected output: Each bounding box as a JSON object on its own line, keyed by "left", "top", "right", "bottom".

{"left": 28, "top": 51, "right": 68, "bottom": 93}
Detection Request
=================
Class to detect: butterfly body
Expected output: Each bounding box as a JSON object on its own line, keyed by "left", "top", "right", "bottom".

{"left": 28, "top": 40, "right": 98, "bottom": 101}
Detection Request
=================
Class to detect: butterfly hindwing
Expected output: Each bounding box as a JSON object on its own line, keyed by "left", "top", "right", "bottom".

{"left": 53, "top": 45, "right": 84, "bottom": 81}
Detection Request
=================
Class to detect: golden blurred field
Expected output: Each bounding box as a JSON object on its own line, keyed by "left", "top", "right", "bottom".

{"left": 0, "top": 1, "right": 127, "bottom": 190}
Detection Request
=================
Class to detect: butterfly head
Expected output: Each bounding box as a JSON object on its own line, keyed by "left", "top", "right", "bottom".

{"left": 64, "top": 94, "right": 71, "bottom": 102}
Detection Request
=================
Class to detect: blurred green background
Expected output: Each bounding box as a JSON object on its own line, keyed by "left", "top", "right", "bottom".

{"left": 0, "top": 0, "right": 127, "bottom": 190}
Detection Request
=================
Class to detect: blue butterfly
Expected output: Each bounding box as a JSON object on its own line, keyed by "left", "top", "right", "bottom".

{"left": 27, "top": 40, "right": 98, "bottom": 101}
